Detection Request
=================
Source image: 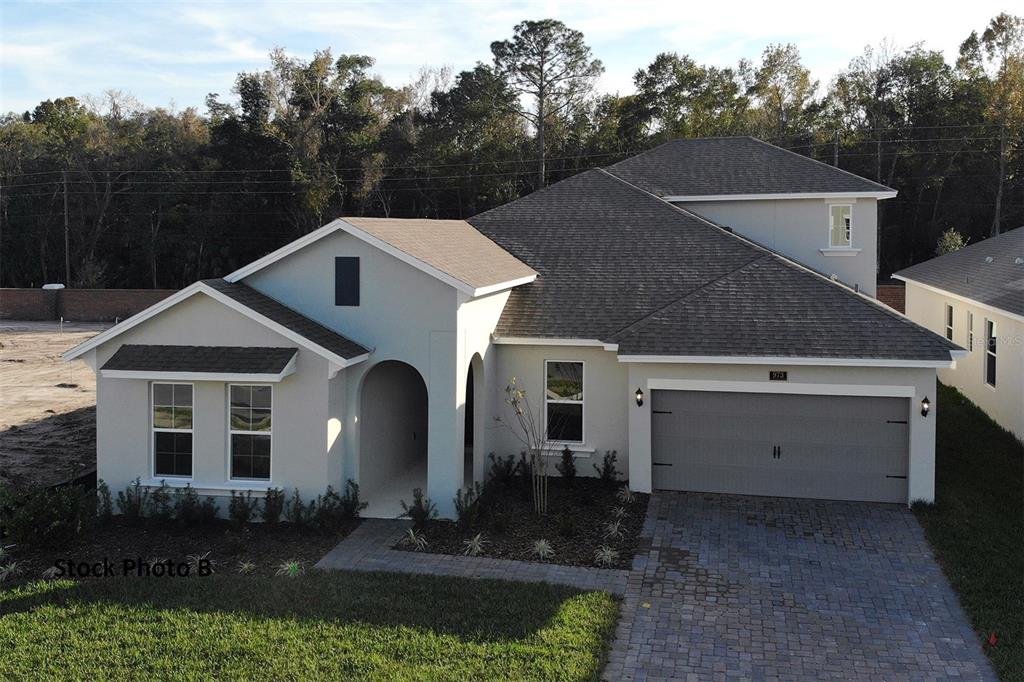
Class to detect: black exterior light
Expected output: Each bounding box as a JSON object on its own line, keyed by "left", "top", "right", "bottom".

{"left": 635, "top": 388, "right": 644, "bottom": 407}
{"left": 921, "top": 396, "right": 931, "bottom": 417}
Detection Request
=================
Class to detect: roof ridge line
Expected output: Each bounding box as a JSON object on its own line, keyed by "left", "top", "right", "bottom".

{"left": 745, "top": 137, "right": 896, "bottom": 193}
{"left": 607, "top": 254, "right": 770, "bottom": 342}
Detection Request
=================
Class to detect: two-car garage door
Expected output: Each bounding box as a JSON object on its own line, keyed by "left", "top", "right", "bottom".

{"left": 651, "top": 391, "right": 910, "bottom": 503}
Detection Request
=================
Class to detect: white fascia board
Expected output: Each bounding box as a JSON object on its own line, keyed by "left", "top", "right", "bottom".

{"left": 101, "top": 353, "right": 298, "bottom": 383}
{"left": 664, "top": 191, "right": 897, "bottom": 202}
{"left": 617, "top": 354, "right": 955, "bottom": 369}
{"left": 646, "top": 378, "right": 917, "bottom": 398}
{"left": 224, "top": 219, "right": 347, "bottom": 283}
{"left": 492, "top": 336, "right": 619, "bottom": 351}
{"left": 471, "top": 274, "right": 538, "bottom": 297}
{"left": 893, "top": 275, "right": 1024, "bottom": 326}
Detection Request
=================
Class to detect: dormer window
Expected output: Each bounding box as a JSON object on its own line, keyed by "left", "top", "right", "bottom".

{"left": 829, "top": 205, "right": 852, "bottom": 248}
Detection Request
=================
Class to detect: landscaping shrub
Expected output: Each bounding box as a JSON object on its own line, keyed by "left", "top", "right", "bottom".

{"left": 487, "top": 453, "right": 519, "bottom": 487}
{"left": 285, "top": 489, "right": 315, "bottom": 527}
{"left": 228, "top": 491, "right": 258, "bottom": 526}
{"left": 555, "top": 446, "right": 576, "bottom": 485}
{"left": 95, "top": 480, "right": 113, "bottom": 524}
{"left": 400, "top": 488, "right": 437, "bottom": 530}
{"left": 313, "top": 482, "right": 366, "bottom": 531}
{"left": 0, "top": 484, "right": 93, "bottom": 546}
{"left": 199, "top": 496, "right": 220, "bottom": 523}
{"left": 116, "top": 479, "right": 149, "bottom": 525}
{"left": 173, "top": 484, "right": 202, "bottom": 525}
{"left": 146, "top": 481, "right": 175, "bottom": 522}
{"left": 454, "top": 482, "right": 483, "bottom": 531}
{"left": 593, "top": 450, "right": 621, "bottom": 486}
{"left": 339, "top": 480, "right": 367, "bottom": 520}
{"left": 262, "top": 487, "right": 285, "bottom": 524}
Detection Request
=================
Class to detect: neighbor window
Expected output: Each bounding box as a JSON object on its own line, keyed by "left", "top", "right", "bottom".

{"left": 229, "top": 385, "right": 272, "bottom": 480}
{"left": 945, "top": 304, "right": 954, "bottom": 341}
{"left": 335, "top": 256, "right": 359, "bottom": 306}
{"left": 968, "top": 312, "right": 974, "bottom": 352}
{"left": 829, "top": 205, "right": 852, "bottom": 247}
{"left": 545, "top": 361, "right": 584, "bottom": 443}
{"left": 985, "top": 319, "right": 997, "bottom": 387}
{"left": 152, "top": 383, "right": 193, "bottom": 478}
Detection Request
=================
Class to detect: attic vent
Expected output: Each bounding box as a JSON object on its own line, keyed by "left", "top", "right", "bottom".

{"left": 1016, "top": 257, "right": 1024, "bottom": 265}
{"left": 985, "top": 256, "right": 994, "bottom": 263}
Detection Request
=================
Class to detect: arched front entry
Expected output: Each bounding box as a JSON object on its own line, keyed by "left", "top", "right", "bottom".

{"left": 464, "top": 353, "right": 485, "bottom": 486}
{"left": 359, "top": 360, "right": 428, "bottom": 516}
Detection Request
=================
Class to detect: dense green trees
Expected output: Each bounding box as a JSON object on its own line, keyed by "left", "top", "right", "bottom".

{"left": 0, "top": 14, "right": 1020, "bottom": 288}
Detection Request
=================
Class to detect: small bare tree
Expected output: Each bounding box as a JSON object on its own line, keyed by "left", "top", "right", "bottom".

{"left": 495, "top": 377, "right": 555, "bottom": 514}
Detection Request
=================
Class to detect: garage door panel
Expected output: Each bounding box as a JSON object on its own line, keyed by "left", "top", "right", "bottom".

{"left": 651, "top": 390, "right": 909, "bottom": 504}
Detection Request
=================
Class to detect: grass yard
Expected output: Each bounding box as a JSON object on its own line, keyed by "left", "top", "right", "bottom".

{"left": 0, "top": 570, "right": 618, "bottom": 681}
{"left": 914, "top": 383, "right": 1024, "bottom": 681}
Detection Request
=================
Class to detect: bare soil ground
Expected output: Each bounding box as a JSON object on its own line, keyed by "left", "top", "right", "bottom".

{"left": 0, "top": 321, "right": 106, "bottom": 489}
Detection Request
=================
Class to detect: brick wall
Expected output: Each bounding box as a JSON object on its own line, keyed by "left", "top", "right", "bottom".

{"left": 876, "top": 284, "right": 905, "bottom": 314}
{"left": 0, "top": 288, "right": 176, "bottom": 322}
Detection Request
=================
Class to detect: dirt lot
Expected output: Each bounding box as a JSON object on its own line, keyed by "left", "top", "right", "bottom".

{"left": 0, "top": 321, "right": 106, "bottom": 489}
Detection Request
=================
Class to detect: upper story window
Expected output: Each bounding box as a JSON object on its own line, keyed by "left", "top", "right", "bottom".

{"left": 335, "top": 256, "right": 360, "bottom": 306}
{"left": 152, "top": 382, "right": 193, "bottom": 478}
{"left": 545, "top": 360, "right": 584, "bottom": 444}
{"left": 945, "top": 304, "right": 954, "bottom": 341}
{"left": 985, "top": 319, "right": 997, "bottom": 387}
{"left": 829, "top": 205, "right": 852, "bottom": 248}
{"left": 230, "top": 385, "right": 272, "bottom": 480}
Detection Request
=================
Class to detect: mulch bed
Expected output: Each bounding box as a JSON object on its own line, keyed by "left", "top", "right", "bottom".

{"left": 394, "top": 477, "right": 648, "bottom": 569}
{"left": 2, "top": 518, "right": 358, "bottom": 586}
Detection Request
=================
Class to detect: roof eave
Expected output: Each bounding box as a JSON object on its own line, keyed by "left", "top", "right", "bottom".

{"left": 615, "top": 354, "right": 956, "bottom": 369}
{"left": 893, "top": 275, "right": 1024, "bottom": 326}
{"left": 663, "top": 190, "right": 898, "bottom": 202}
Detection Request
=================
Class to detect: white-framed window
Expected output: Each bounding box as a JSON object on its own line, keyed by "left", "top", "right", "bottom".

{"left": 152, "top": 382, "right": 193, "bottom": 478}
{"left": 968, "top": 311, "right": 974, "bottom": 352}
{"left": 945, "top": 304, "right": 954, "bottom": 341}
{"left": 544, "top": 360, "right": 584, "bottom": 444}
{"left": 828, "top": 204, "right": 852, "bottom": 248}
{"left": 229, "top": 384, "right": 272, "bottom": 480}
{"left": 985, "top": 319, "right": 997, "bottom": 388}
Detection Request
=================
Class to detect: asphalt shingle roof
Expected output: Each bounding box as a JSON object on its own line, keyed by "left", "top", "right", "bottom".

{"left": 470, "top": 168, "right": 958, "bottom": 361}
{"left": 343, "top": 217, "right": 536, "bottom": 290}
{"left": 203, "top": 278, "right": 369, "bottom": 360}
{"left": 102, "top": 345, "right": 297, "bottom": 374}
{"left": 896, "top": 227, "right": 1024, "bottom": 317}
{"left": 605, "top": 136, "right": 895, "bottom": 198}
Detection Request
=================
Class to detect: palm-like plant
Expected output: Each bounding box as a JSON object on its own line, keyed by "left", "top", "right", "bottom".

{"left": 531, "top": 539, "right": 555, "bottom": 562}
{"left": 462, "top": 533, "right": 489, "bottom": 557}
{"left": 593, "top": 545, "right": 619, "bottom": 567}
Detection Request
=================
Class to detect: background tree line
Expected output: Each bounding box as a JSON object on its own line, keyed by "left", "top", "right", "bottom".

{"left": 0, "top": 14, "right": 1021, "bottom": 289}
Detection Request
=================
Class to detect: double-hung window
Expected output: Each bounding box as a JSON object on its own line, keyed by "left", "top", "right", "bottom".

{"left": 945, "top": 304, "right": 954, "bottom": 341}
{"left": 985, "top": 320, "right": 997, "bottom": 387}
{"left": 229, "top": 385, "right": 272, "bottom": 480}
{"left": 152, "top": 383, "right": 193, "bottom": 478}
{"left": 545, "top": 361, "right": 584, "bottom": 443}
{"left": 829, "top": 205, "right": 852, "bottom": 248}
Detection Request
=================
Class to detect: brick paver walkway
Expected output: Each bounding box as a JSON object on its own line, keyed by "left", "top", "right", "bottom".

{"left": 315, "top": 517, "right": 629, "bottom": 594}
{"left": 604, "top": 492, "right": 996, "bottom": 681}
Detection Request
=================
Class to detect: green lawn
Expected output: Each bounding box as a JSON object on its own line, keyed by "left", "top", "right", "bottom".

{"left": 914, "top": 383, "right": 1024, "bottom": 681}
{"left": 0, "top": 571, "right": 618, "bottom": 681}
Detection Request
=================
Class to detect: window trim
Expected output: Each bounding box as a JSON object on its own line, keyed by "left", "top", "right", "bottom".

{"left": 827, "top": 203, "right": 853, "bottom": 248}
{"left": 984, "top": 319, "right": 997, "bottom": 388}
{"left": 968, "top": 311, "right": 974, "bottom": 352}
{"left": 151, "top": 381, "right": 194, "bottom": 480}
{"left": 227, "top": 383, "right": 274, "bottom": 483}
{"left": 543, "top": 359, "right": 585, "bottom": 446}
{"left": 945, "top": 303, "right": 954, "bottom": 341}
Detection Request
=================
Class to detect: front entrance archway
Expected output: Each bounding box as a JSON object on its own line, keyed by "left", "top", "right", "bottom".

{"left": 359, "top": 360, "right": 428, "bottom": 517}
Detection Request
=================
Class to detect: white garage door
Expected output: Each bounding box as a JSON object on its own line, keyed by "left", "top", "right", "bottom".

{"left": 651, "top": 391, "right": 910, "bottom": 503}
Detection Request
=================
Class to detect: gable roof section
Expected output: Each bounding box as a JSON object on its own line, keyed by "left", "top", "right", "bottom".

{"left": 895, "top": 227, "right": 1024, "bottom": 320}
{"left": 100, "top": 345, "right": 298, "bottom": 381}
{"left": 224, "top": 217, "right": 536, "bottom": 296}
{"left": 64, "top": 279, "right": 369, "bottom": 367}
{"left": 470, "top": 168, "right": 960, "bottom": 365}
{"left": 605, "top": 136, "right": 896, "bottom": 200}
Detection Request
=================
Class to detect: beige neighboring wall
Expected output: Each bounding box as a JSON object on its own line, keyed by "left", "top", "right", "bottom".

{"left": 92, "top": 292, "right": 331, "bottom": 505}
{"left": 677, "top": 198, "right": 879, "bottom": 296}
{"left": 904, "top": 280, "right": 1024, "bottom": 440}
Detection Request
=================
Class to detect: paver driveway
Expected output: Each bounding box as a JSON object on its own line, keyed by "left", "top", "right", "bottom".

{"left": 604, "top": 492, "right": 995, "bottom": 681}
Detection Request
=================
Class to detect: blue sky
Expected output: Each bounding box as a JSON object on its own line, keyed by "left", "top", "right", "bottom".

{"left": 0, "top": 0, "right": 1013, "bottom": 115}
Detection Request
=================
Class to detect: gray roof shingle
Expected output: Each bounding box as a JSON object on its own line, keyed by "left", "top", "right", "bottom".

{"left": 203, "top": 278, "right": 369, "bottom": 360}
{"left": 470, "top": 168, "right": 958, "bottom": 362}
{"left": 606, "top": 136, "right": 895, "bottom": 198}
{"left": 102, "top": 345, "right": 297, "bottom": 374}
{"left": 896, "top": 227, "right": 1024, "bottom": 317}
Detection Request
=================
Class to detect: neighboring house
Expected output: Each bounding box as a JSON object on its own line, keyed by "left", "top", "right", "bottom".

{"left": 66, "top": 137, "right": 962, "bottom": 518}
{"left": 895, "top": 227, "right": 1024, "bottom": 441}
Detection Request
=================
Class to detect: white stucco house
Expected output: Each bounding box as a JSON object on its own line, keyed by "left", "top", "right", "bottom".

{"left": 65, "top": 137, "right": 964, "bottom": 517}
{"left": 895, "top": 227, "right": 1024, "bottom": 441}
